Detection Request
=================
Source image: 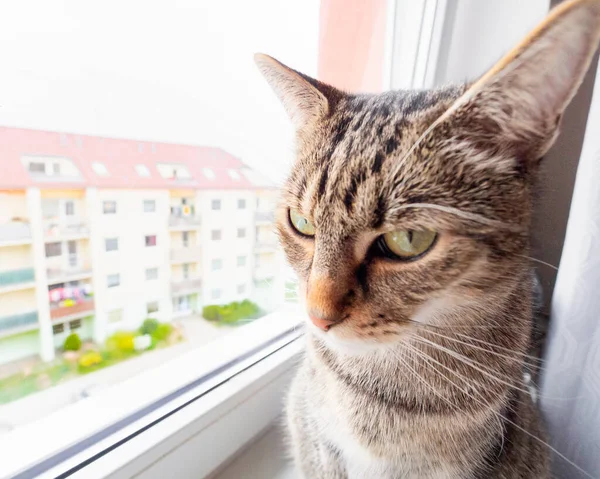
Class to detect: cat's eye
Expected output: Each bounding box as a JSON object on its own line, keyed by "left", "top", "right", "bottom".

{"left": 380, "top": 230, "right": 437, "bottom": 260}
{"left": 289, "top": 209, "right": 316, "bottom": 237}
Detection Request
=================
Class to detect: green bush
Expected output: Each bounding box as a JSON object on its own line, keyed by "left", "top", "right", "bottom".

{"left": 63, "top": 333, "right": 82, "bottom": 351}
{"left": 106, "top": 331, "right": 136, "bottom": 355}
{"left": 202, "top": 299, "right": 261, "bottom": 325}
{"left": 139, "top": 318, "right": 159, "bottom": 335}
{"left": 151, "top": 323, "right": 173, "bottom": 342}
{"left": 79, "top": 351, "right": 103, "bottom": 369}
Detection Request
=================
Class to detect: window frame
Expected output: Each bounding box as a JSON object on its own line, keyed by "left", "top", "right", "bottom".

{"left": 143, "top": 199, "right": 156, "bottom": 213}
{"left": 107, "top": 273, "right": 121, "bottom": 288}
{"left": 105, "top": 237, "right": 119, "bottom": 252}
{"left": 145, "top": 234, "right": 157, "bottom": 247}
{"left": 102, "top": 200, "right": 117, "bottom": 215}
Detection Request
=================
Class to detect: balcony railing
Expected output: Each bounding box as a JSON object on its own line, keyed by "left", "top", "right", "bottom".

{"left": 170, "top": 245, "right": 202, "bottom": 264}
{"left": 50, "top": 299, "right": 95, "bottom": 321}
{"left": 47, "top": 266, "right": 93, "bottom": 284}
{"left": 169, "top": 214, "right": 201, "bottom": 229}
{"left": 0, "top": 311, "right": 38, "bottom": 334}
{"left": 255, "top": 211, "right": 275, "bottom": 223}
{"left": 0, "top": 268, "right": 35, "bottom": 288}
{"left": 171, "top": 277, "right": 202, "bottom": 295}
{"left": 0, "top": 222, "right": 32, "bottom": 245}
{"left": 44, "top": 218, "right": 88, "bottom": 239}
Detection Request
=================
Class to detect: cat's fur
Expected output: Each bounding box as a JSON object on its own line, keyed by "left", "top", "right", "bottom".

{"left": 256, "top": 1, "right": 600, "bottom": 477}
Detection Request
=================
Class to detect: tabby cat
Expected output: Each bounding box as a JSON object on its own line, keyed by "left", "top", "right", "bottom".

{"left": 255, "top": 0, "right": 600, "bottom": 477}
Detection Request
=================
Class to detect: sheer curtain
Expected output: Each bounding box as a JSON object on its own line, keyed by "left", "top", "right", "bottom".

{"left": 541, "top": 58, "right": 600, "bottom": 479}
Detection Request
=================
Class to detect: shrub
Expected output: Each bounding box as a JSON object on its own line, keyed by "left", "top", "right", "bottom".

{"left": 79, "top": 351, "right": 103, "bottom": 369}
{"left": 106, "top": 331, "right": 136, "bottom": 354}
{"left": 151, "top": 323, "right": 173, "bottom": 342}
{"left": 202, "top": 300, "right": 261, "bottom": 325}
{"left": 63, "top": 333, "right": 82, "bottom": 351}
{"left": 139, "top": 318, "right": 159, "bottom": 335}
{"left": 202, "top": 305, "right": 221, "bottom": 321}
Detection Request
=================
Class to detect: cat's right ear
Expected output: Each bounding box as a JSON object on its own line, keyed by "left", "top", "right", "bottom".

{"left": 254, "top": 54, "right": 337, "bottom": 132}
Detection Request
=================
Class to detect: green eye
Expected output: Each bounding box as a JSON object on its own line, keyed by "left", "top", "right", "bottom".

{"left": 289, "top": 209, "right": 316, "bottom": 236}
{"left": 382, "top": 230, "right": 437, "bottom": 259}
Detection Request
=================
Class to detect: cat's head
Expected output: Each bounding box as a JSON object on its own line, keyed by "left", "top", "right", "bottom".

{"left": 256, "top": 0, "right": 600, "bottom": 352}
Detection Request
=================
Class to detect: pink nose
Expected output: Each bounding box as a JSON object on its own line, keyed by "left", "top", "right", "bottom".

{"left": 309, "top": 314, "right": 336, "bottom": 331}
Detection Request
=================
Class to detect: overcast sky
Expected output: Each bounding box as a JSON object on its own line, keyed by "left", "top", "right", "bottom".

{"left": 0, "top": 0, "right": 320, "bottom": 183}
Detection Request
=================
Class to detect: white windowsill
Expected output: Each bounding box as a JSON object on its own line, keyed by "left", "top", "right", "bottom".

{"left": 0, "top": 307, "right": 304, "bottom": 479}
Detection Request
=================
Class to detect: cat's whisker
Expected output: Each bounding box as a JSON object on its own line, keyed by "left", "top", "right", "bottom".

{"left": 515, "top": 254, "right": 559, "bottom": 271}
{"left": 404, "top": 342, "right": 596, "bottom": 479}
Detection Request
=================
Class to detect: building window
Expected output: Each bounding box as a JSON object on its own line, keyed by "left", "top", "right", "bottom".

{"left": 45, "top": 242, "right": 62, "bottom": 257}
{"left": 237, "top": 228, "right": 246, "bottom": 239}
{"left": 28, "top": 162, "right": 45, "bottom": 173}
{"left": 135, "top": 164, "right": 151, "bottom": 177}
{"left": 145, "top": 235, "right": 157, "bottom": 247}
{"left": 143, "top": 200, "right": 156, "bottom": 212}
{"left": 237, "top": 284, "right": 246, "bottom": 294}
{"left": 211, "top": 199, "right": 221, "bottom": 210}
{"left": 105, "top": 237, "right": 119, "bottom": 252}
{"left": 92, "top": 161, "right": 109, "bottom": 176}
{"left": 107, "top": 274, "right": 120, "bottom": 288}
{"left": 146, "top": 267, "right": 159, "bottom": 280}
{"left": 211, "top": 230, "right": 221, "bottom": 241}
{"left": 182, "top": 231, "right": 190, "bottom": 247}
{"left": 211, "top": 258, "right": 223, "bottom": 271}
{"left": 103, "top": 200, "right": 117, "bottom": 214}
{"left": 229, "top": 169, "right": 241, "bottom": 181}
{"left": 203, "top": 168, "right": 216, "bottom": 180}
{"left": 237, "top": 255, "right": 246, "bottom": 267}
{"left": 211, "top": 289, "right": 221, "bottom": 300}
{"left": 237, "top": 198, "right": 246, "bottom": 209}
{"left": 108, "top": 309, "right": 123, "bottom": 323}
{"left": 65, "top": 201, "right": 75, "bottom": 216}
{"left": 52, "top": 323, "right": 65, "bottom": 335}
{"left": 182, "top": 263, "right": 190, "bottom": 279}
{"left": 147, "top": 301, "right": 159, "bottom": 314}
{"left": 69, "top": 319, "right": 82, "bottom": 330}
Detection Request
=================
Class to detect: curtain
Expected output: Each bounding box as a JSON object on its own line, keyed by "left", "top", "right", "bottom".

{"left": 541, "top": 59, "right": 600, "bottom": 479}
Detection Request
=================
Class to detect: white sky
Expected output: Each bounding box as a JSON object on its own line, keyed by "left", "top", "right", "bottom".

{"left": 0, "top": 0, "right": 321, "bottom": 184}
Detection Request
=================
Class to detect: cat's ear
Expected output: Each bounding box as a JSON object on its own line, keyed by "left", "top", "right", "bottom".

{"left": 451, "top": 0, "right": 600, "bottom": 161}
{"left": 254, "top": 54, "right": 339, "bottom": 132}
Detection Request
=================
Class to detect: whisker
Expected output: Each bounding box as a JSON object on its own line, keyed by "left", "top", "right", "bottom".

{"left": 515, "top": 254, "right": 558, "bottom": 271}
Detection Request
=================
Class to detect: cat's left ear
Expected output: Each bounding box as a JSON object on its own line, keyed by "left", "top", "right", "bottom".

{"left": 254, "top": 54, "right": 341, "bottom": 133}
{"left": 451, "top": 0, "right": 600, "bottom": 163}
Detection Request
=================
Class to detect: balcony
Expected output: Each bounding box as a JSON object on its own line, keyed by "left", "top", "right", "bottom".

{"left": 170, "top": 245, "right": 202, "bottom": 264}
{"left": 50, "top": 299, "right": 95, "bottom": 321}
{"left": 254, "top": 239, "right": 278, "bottom": 252}
{"left": 0, "top": 268, "right": 35, "bottom": 293}
{"left": 171, "top": 277, "right": 202, "bottom": 295}
{"left": 255, "top": 211, "right": 275, "bottom": 224}
{"left": 0, "top": 311, "right": 38, "bottom": 336}
{"left": 44, "top": 218, "right": 89, "bottom": 240}
{"left": 169, "top": 214, "right": 201, "bottom": 230}
{"left": 47, "top": 266, "right": 93, "bottom": 285}
{"left": 0, "top": 222, "right": 32, "bottom": 246}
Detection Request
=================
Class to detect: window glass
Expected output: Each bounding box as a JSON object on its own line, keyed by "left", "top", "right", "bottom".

{"left": 145, "top": 235, "right": 157, "bottom": 247}
{"left": 145, "top": 267, "right": 158, "bottom": 280}
{"left": 237, "top": 198, "right": 246, "bottom": 209}
{"left": 108, "top": 309, "right": 123, "bottom": 323}
{"left": 237, "top": 227, "right": 246, "bottom": 238}
{"left": 65, "top": 201, "right": 75, "bottom": 216}
{"left": 211, "top": 258, "right": 223, "bottom": 271}
{"left": 237, "top": 255, "right": 246, "bottom": 267}
{"left": 105, "top": 237, "right": 119, "bottom": 251}
{"left": 92, "top": 161, "right": 109, "bottom": 176}
{"left": 107, "top": 274, "right": 120, "bottom": 288}
{"left": 45, "top": 242, "right": 62, "bottom": 257}
{"left": 103, "top": 200, "right": 117, "bottom": 214}
{"left": 211, "top": 199, "right": 221, "bottom": 210}
{"left": 143, "top": 199, "right": 156, "bottom": 212}
{"left": 211, "top": 229, "right": 221, "bottom": 240}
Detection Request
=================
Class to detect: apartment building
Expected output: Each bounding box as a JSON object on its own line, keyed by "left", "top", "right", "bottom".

{"left": 0, "top": 127, "right": 284, "bottom": 365}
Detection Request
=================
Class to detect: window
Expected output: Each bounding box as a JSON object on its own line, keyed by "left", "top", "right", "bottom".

{"left": 211, "top": 258, "right": 223, "bottom": 271}
{"left": 28, "top": 161, "right": 45, "bottom": 173}
{"left": 211, "top": 199, "right": 221, "bottom": 210}
{"left": 237, "top": 284, "right": 246, "bottom": 294}
{"left": 228, "top": 169, "right": 241, "bottom": 181}
{"left": 203, "top": 167, "right": 216, "bottom": 180}
{"left": 135, "top": 164, "right": 151, "bottom": 177}
{"left": 52, "top": 323, "right": 65, "bottom": 335}
{"left": 92, "top": 161, "right": 109, "bottom": 176}
{"left": 157, "top": 163, "right": 191, "bottom": 180}
{"left": 211, "top": 229, "right": 221, "bottom": 240}
{"left": 182, "top": 231, "right": 190, "bottom": 247}
{"left": 237, "top": 228, "right": 246, "bottom": 238}
{"left": 103, "top": 200, "right": 117, "bottom": 214}
{"left": 237, "top": 255, "right": 246, "bottom": 267}
{"left": 147, "top": 301, "right": 159, "bottom": 314}
{"left": 105, "top": 237, "right": 119, "bottom": 252}
{"left": 211, "top": 289, "right": 221, "bottom": 300}
{"left": 143, "top": 200, "right": 156, "bottom": 212}
{"left": 145, "top": 267, "right": 158, "bottom": 280}
{"left": 182, "top": 263, "right": 190, "bottom": 279}
{"left": 65, "top": 201, "right": 75, "bottom": 216}
{"left": 69, "top": 319, "right": 82, "bottom": 330}
{"left": 145, "top": 235, "right": 157, "bottom": 247}
{"left": 237, "top": 198, "right": 246, "bottom": 209}
{"left": 108, "top": 309, "right": 123, "bottom": 323}
{"left": 45, "top": 242, "right": 62, "bottom": 257}
{"left": 107, "top": 274, "right": 120, "bottom": 288}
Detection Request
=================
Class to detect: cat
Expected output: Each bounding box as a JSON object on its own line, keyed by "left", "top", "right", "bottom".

{"left": 255, "top": 0, "right": 600, "bottom": 477}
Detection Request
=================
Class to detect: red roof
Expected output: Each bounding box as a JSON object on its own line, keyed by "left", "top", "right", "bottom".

{"left": 0, "top": 126, "right": 270, "bottom": 190}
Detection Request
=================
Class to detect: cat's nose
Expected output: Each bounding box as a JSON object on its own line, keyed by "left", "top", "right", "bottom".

{"left": 308, "top": 312, "right": 337, "bottom": 331}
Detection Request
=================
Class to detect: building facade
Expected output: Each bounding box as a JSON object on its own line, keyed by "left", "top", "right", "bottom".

{"left": 0, "top": 127, "right": 284, "bottom": 365}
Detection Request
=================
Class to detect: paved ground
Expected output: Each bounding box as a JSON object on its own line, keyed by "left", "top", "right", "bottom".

{"left": 0, "top": 316, "right": 232, "bottom": 435}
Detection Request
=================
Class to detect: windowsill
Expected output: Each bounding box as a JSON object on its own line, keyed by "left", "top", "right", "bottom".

{"left": 0, "top": 308, "right": 304, "bottom": 479}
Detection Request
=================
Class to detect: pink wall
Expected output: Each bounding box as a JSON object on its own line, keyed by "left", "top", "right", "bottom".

{"left": 318, "top": 0, "right": 387, "bottom": 93}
